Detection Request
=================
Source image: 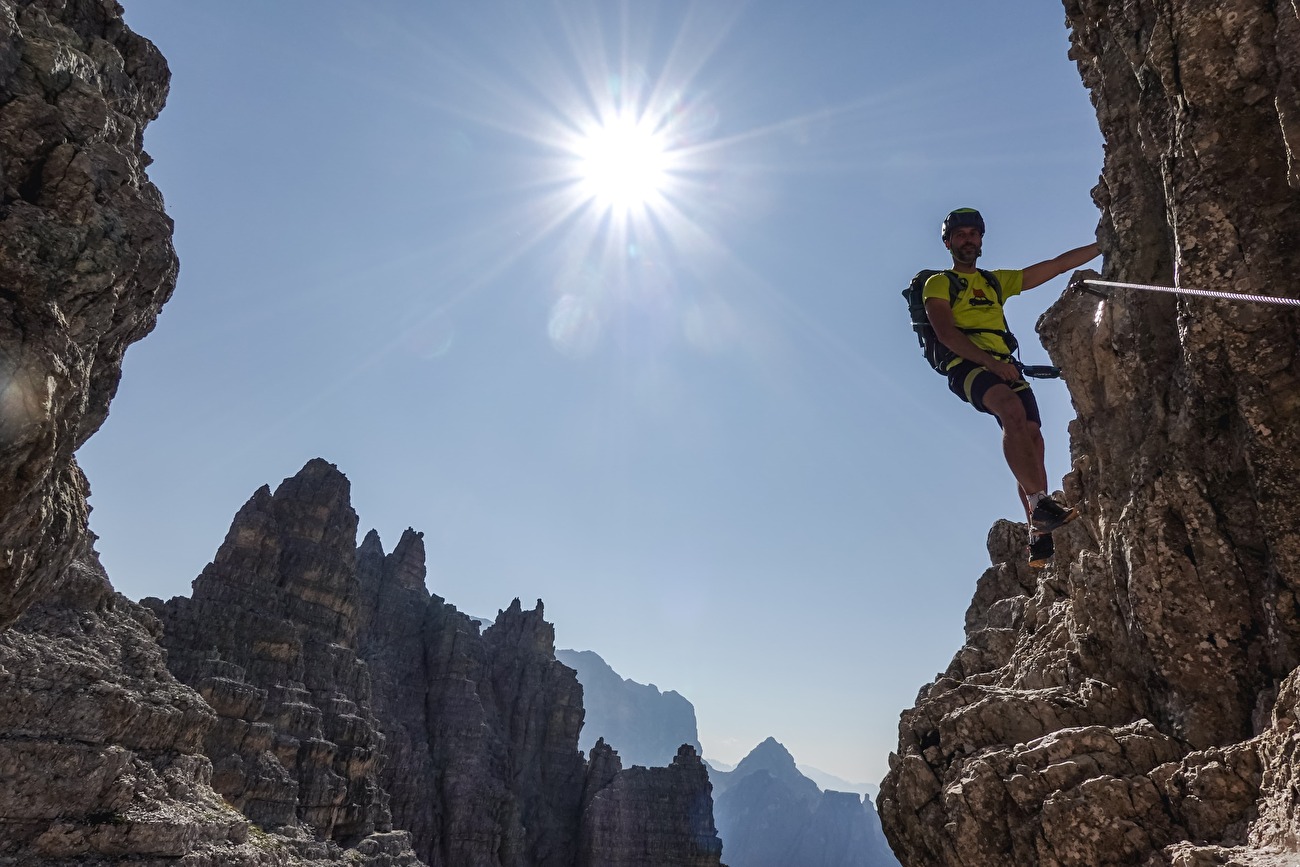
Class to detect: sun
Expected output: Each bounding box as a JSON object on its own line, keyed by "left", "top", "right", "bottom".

{"left": 574, "top": 115, "right": 669, "bottom": 211}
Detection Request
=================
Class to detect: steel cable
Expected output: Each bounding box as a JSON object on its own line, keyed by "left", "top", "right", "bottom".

{"left": 1078, "top": 278, "right": 1300, "bottom": 308}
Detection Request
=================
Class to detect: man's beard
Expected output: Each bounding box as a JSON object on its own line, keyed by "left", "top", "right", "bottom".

{"left": 954, "top": 242, "right": 981, "bottom": 266}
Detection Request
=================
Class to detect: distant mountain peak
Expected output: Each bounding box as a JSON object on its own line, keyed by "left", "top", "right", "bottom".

{"left": 715, "top": 737, "right": 899, "bottom": 866}
{"left": 734, "top": 736, "right": 799, "bottom": 777}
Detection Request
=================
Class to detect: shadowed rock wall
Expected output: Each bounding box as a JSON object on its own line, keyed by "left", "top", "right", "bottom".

{"left": 0, "top": 548, "right": 243, "bottom": 863}
{"left": 0, "top": 539, "right": 423, "bottom": 866}
{"left": 577, "top": 742, "right": 724, "bottom": 867}
{"left": 354, "top": 510, "right": 726, "bottom": 867}
{"left": 880, "top": 3, "right": 1300, "bottom": 866}
{"left": 0, "top": 4, "right": 421, "bottom": 863}
{"left": 356, "top": 527, "right": 439, "bottom": 857}
{"left": 146, "top": 459, "right": 398, "bottom": 846}
{"left": 0, "top": 0, "right": 177, "bottom": 630}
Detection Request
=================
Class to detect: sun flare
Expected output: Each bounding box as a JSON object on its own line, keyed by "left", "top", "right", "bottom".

{"left": 575, "top": 115, "right": 669, "bottom": 211}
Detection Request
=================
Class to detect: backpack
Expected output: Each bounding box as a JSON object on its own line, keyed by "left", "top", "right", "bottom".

{"left": 902, "top": 268, "right": 1017, "bottom": 373}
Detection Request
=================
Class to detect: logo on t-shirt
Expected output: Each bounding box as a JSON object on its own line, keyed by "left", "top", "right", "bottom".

{"left": 959, "top": 277, "right": 994, "bottom": 308}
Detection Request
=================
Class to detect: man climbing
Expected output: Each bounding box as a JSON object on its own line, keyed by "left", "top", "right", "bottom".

{"left": 924, "top": 208, "right": 1100, "bottom": 568}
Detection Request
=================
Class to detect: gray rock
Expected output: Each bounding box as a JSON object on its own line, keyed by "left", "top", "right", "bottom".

{"left": 880, "top": 2, "right": 1300, "bottom": 864}
{"left": 0, "top": 549, "right": 241, "bottom": 863}
{"left": 576, "top": 743, "right": 724, "bottom": 867}
{"left": 356, "top": 527, "right": 438, "bottom": 858}
{"left": 0, "top": 542, "right": 423, "bottom": 865}
{"left": 0, "top": 3, "right": 719, "bottom": 864}
{"left": 0, "top": 4, "right": 419, "bottom": 863}
{"left": 356, "top": 525, "right": 724, "bottom": 867}
{"left": 148, "top": 460, "right": 398, "bottom": 847}
{"left": 0, "top": 0, "right": 177, "bottom": 631}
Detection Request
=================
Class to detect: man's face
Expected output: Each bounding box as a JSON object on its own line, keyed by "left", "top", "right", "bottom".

{"left": 946, "top": 226, "right": 983, "bottom": 265}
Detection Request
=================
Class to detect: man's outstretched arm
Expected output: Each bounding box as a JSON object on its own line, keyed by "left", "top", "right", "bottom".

{"left": 1022, "top": 242, "right": 1100, "bottom": 291}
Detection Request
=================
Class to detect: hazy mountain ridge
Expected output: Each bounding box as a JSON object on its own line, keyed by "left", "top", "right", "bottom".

{"left": 565, "top": 652, "right": 897, "bottom": 866}
{"left": 797, "top": 765, "right": 878, "bottom": 799}
{"left": 557, "top": 647, "right": 702, "bottom": 767}
{"left": 713, "top": 738, "right": 898, "bottom": 867}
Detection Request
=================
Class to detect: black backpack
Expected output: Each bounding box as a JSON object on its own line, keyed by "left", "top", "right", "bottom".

{"left": 902, "top": 268, "right": 1017, "bottom": 373}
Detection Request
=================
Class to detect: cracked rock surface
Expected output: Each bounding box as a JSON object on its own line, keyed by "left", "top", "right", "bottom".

{"left": 354, "top": 495, "right": 725, "bottom": 867}
{"left": 0, "top": 0, "right": 177, "bottom": 632}
{"left": 0, "top": 544, "right": 422, "bottom": 866}
{"left": 880, "top": 2, "right": 1300, "bottom": 866}
{"left": 145, "top": 459, "right": 408, "bottom": 854}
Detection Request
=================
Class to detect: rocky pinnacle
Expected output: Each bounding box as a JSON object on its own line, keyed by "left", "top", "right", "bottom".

{"left": 880, "top": 3, "right": 1300, "bottom": 865}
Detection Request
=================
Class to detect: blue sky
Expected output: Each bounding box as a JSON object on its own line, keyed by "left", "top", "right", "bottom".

{"left": 86, "top": 0, "right": 1102, "bottom": 787}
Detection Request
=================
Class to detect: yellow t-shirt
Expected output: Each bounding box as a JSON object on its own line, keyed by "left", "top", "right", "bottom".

{"left": 922, "top": 269, "right": 1024, "bottom": 361}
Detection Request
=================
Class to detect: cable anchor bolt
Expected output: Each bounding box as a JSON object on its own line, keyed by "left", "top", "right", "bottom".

{"left": 1069, "top": 278, "right": 1110, "bottom": 299}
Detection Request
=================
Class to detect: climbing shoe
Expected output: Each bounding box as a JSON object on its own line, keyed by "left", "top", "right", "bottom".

{"left": 1027, "top": 533, "right": 1054, "bottom": 569}
{"left": 1030, "top": 496, "right": 1078, "bottom": 534}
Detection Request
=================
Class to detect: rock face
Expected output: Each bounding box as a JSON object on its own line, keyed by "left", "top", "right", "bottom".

{"left": 0, "top": 539, "right": 421, "bottom": 866}
{"left": 145, "top": 459, "right": 725, "bottom": 867}
{"left": 713, "top": 738, "right": 897, "bottom": 867}
{"left": 1, "top": 4, "right": 407, "bottom": 863}
{"left": 880, "top": 3, "right": 1300, "bottom": 865}
{"left": 353, "top": 512, "right": 725, "bottom": 867}
{"left": 146, "top": 460, "right": 401, "bottom": 847}
{"left": 0, "top": 0, "right": 177, "bottom": 631}
{"left": 556, "top": 647, "right": 702, "bottom": 768}
{"left": 355, "top": 527, "right": 438, "bottom": 858}
{"left": 0, "top": 547, "right": 242, "bottom": 864}
{"left": 577, "top": 742, "right": 724, "bottom": 867}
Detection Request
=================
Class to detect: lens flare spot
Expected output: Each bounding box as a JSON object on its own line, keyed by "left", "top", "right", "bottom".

{"left": 548, "top": 294, "right": 603, "bottom": 358}
{"left": 0, "top": 364, "right": 53, "bottom": 438}
{"left": 402, "top": 313, "right": 455, "bottom": 360}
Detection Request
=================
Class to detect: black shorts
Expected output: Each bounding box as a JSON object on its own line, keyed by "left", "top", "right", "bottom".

{"left": 945, "top": 359, "right": 1041, "bottom": 427}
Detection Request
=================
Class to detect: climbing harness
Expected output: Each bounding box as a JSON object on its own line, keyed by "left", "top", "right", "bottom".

{"left": 903, "top": 268, "right": 1018, "bottom": 374}
{"left": 1072, "top": 278, "right": 1300, "bottom": 308}
{"left": 904, "top": 269, "right": 1065, "bottom": 380}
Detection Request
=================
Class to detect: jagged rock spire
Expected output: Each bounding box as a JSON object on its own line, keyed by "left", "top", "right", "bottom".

{"left": 149, "top": 460, "right": 390, "bottom": 844}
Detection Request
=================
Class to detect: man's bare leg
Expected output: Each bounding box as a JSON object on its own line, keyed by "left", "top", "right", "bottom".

{"left": 981, "top": 385, "right": 1048, "bottom": 497}
{"left": 1015, "top": 421, "right": 1047, "bottom": 519}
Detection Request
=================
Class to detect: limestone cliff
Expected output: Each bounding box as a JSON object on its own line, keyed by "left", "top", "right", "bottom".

{"left": 145, "top": 459, "right": 401, "bottom": 847}
{"left": 1, "top": 540, "right": 422, "bottom": 866}
{"left": 353, "top": 500, "right": 726, "bottom": 867}
{"left": 577, "top": 742, "right": 723, "bottom": 867}
{"left": 0, "top": 547, "right": 241, "bottom": 864}
{"left": 3, "top": 3, "right": 414, "bottom": 863}
{"left": 880, "top": 2, "right": 1300, "bottom": 865}
{"left": 0, "top": 0, "right": 176, "bottom": 630}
